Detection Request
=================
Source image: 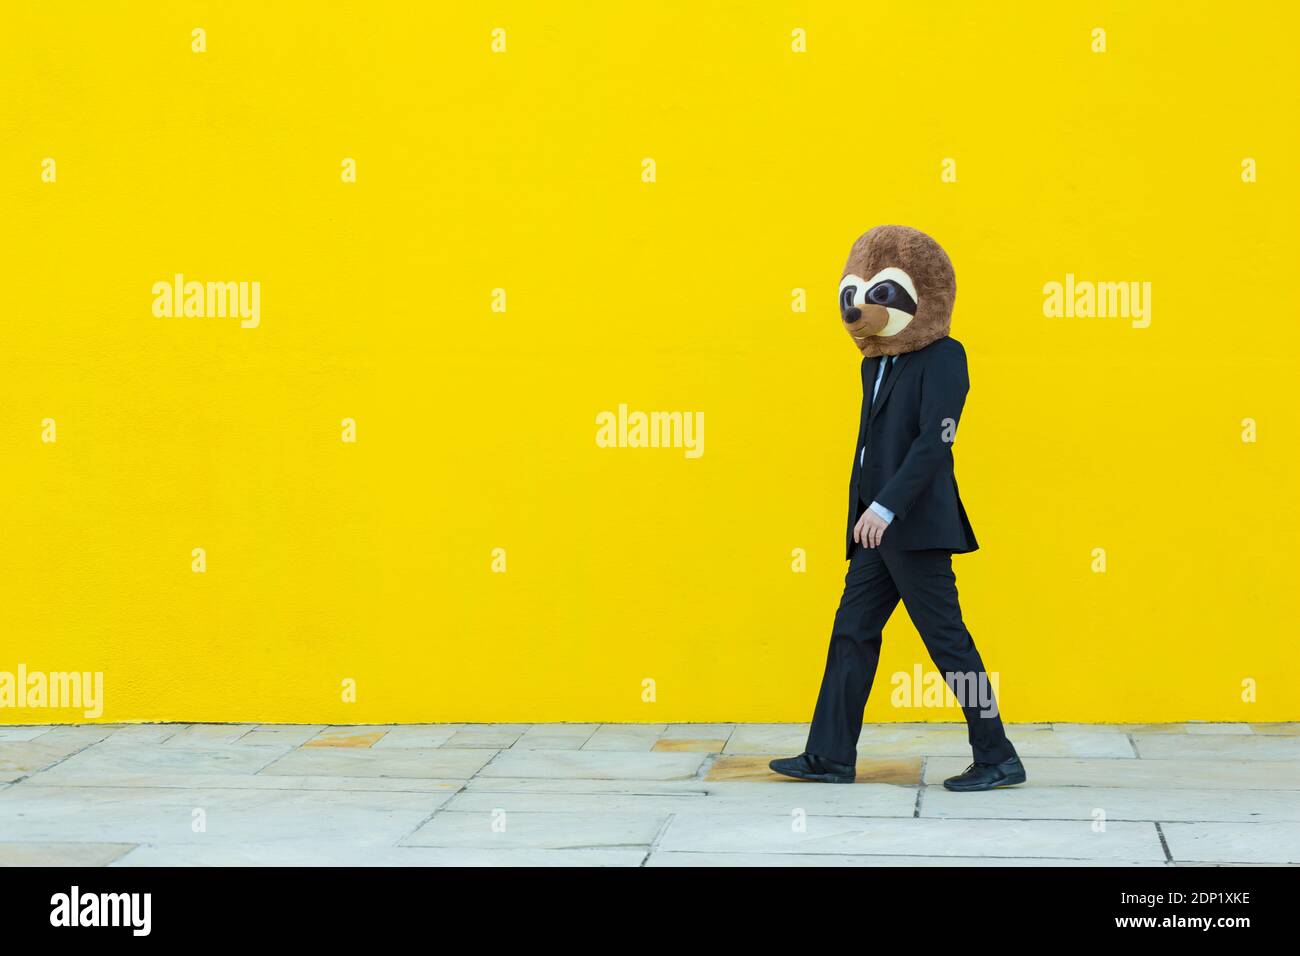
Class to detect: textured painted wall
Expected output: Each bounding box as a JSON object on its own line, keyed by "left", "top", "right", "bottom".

{"left": 3, "top": 2, "right": 1297, "bottom": 724}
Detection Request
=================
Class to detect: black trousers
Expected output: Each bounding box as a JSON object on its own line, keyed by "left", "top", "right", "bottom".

{"left": 806, "top": 543, "right": 1013, "bottom": 765}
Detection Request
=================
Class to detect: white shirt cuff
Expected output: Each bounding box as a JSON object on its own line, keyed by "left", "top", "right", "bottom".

{"left": 868, "top": 501, "right": 894, "bottom": 525}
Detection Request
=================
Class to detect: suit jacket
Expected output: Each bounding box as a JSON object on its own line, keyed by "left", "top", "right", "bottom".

{"left": 845, "top": 336, "right": 978, "bottom": 559}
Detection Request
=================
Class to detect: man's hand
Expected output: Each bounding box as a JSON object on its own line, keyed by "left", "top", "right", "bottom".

{"left": 854, "top": 509, "right": 889, "bottom": 549}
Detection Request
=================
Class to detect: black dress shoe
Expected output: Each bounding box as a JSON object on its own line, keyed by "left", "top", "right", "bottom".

{"left": 943, "top": 751, "right": 1027, "bottom": 792}
{"left": 768, "top": 752, "right": 856, "bottom": 784}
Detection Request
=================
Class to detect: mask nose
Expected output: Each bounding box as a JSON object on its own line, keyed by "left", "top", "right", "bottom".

{"left": 843, "top": 302, "right": 889, "bottom": 337}
{"left": 839, "top": 285, "right": 859, "bottom": 320}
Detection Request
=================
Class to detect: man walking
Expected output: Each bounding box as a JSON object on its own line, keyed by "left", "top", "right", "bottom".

{"left": 770, "top": 225, "right": 1026, "bottom": 792}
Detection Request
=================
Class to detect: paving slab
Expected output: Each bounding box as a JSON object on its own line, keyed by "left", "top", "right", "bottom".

{"left": 1185, "top": 723, "right": 1253, "bottom": 735}
{"left": 721, "top": 724, "right": 1132, "bottom": 759}
{"left": 706, "top": 755, "right": 921, "bottom": 786}
{"left": 593, "top": 724, "right": 666, "bottom": 736}
{"left": 105, "top": 725, "right": 185, "bottom": 743}
{"left": 32, "top": 726, "right": 119, "bottom": 747}
{"left": 15, "top": 771, "right": 464, "bottom": 793}
{"left": 510, "top": 735, "right": 589, "bottom": 750}
{"left": 723, "top": 724, "right": 811, "bottom": 754}
{"left": 922, "top": 786, "right": 1300, "bottom": 823}
{"left": 1113, "top": 724, "right": 1193, "bottom": 734}
{"left": 0, "top": 785, "right": 445, "bottom": 846}
{"left": 657, "top": 813, "right": 1165, "bottom": 861}
{"left": 25, "top": 743, "right": 288, "bottom": 783}
{"left": 304, "top": 729, "right": 388, "bottom": 748}
{"left": 447, "top": 782, "right": 916, "bottom": 817}
{"left": 237, "top": 726, "right": 327, "bottom": 746}
{"left": 444, "top": 790, "right": 706, "bottom": 815}
{"left": 1174, "top": 861, "right": 1300, "bottom": 868}
{"left": 417, "top": 724, "right": 533, "bottom": 734}
{"left": 924, "top": 755, "right": 1300, "bottom": 790}
{"left": 442, "top": 730, "right": 523, "bottom": 749}
{"left": 162, "top": 724, "right": 257, "bottom": 745}
{"left": 463, "top": 776, "right": 708, "bottom": 796}
{"left": 1250, "top": 723, "right": 1300, "bottom": 736}
{"left": 1051, "top": 723, "right": 1131, "bottom": 734}
{"left": 692, "top": 781, "right": 917, "bottom": 815}
{"left": 370, "top": 728, "right": 458, "bottom": 749}
{"left": 113, "top": 844, "right": 644, "bottom": 866}
{"left": 0, "top": 728, "right": 57, "bottom": 742}
{"left": 125, "top": 734, "right": 291, "bottom": 752}
{"left": 582, "top": 733, "right": 659, "bottom": 752}
{"left": 1030, "top": 728, "right": 1137, "bottom": 758}
{"left": 653, "top": 738, "right": 727, "bottom": 753}
{"left": 647, "top": 851, "right": 1166, "bottom": 867}
{"left": 260, "top": 747, "right": 495, "bottom": 780}
{"left": 480, "top": 749, "right": 705, "bottom": 781}
{"left": 1162, "top": 822, "right": 1300, "bottom": 864}
{"left": 662, "top": 724, "right": 736, "bottom": 740}
{"left": 404, "top": 810, "right": 664, "bottom": 850}
{"left": 0, "top": 741, "right": 94, "bottom": 783}
{"left": 518, "top": 724, "right": 599, "bottom": 738}
{"left": 854, "top": 727, "right": 1135, "bottom": 759}
{"left": 1132, "top": 734, "right": 1300, "bottom": 760}
{"left": 1051, "top": 724, "right": 1188, "bottom": 735}
{"left": 0, "top": 842, "right": 136, "bottom": 866}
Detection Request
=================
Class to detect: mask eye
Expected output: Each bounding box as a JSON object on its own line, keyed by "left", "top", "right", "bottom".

{"left": 864, "top": 279, "right": 917, "bottom": 315}
{"left": 838, "top": 274, "right": 867, "bottom": 314}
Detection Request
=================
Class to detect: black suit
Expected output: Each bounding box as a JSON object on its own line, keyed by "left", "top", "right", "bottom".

{"left": 808, "top": 336, "right": 1013, "bottom": 766}
{"left": 845, "top": 337, "right": 978, "bottom": 559}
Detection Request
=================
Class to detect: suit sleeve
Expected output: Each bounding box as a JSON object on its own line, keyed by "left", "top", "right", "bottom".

{"left": 873, "top": 342, "right": 968, "bottom": 521}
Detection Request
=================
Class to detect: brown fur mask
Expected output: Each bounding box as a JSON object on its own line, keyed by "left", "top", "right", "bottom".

{"left": 838, "top": 225, "right": 956, "bottom": 357}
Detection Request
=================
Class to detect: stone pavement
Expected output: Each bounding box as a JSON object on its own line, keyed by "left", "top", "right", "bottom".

{"left": 1, "top": 722, "right": 1297, "bottom": 866}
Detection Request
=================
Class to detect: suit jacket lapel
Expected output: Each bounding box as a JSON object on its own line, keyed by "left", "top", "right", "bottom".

{"left": 869, "top": 353, "right": 910, "bottom": 424}
{"left": 855, "top": 357, "right": 879, "bottom": 453}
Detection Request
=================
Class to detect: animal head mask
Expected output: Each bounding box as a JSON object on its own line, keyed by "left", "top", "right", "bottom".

{"left": 839, "top": 225, "right": 956, "bottom": 358}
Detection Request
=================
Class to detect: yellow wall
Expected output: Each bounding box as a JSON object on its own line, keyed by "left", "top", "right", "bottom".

{"left": 3, "top": 2, "right": 1297, "bottom": 725}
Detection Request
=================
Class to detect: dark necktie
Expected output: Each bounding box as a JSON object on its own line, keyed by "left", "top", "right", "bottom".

{"left": 858, "top": 358, "right": 892, "bottom": 507}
